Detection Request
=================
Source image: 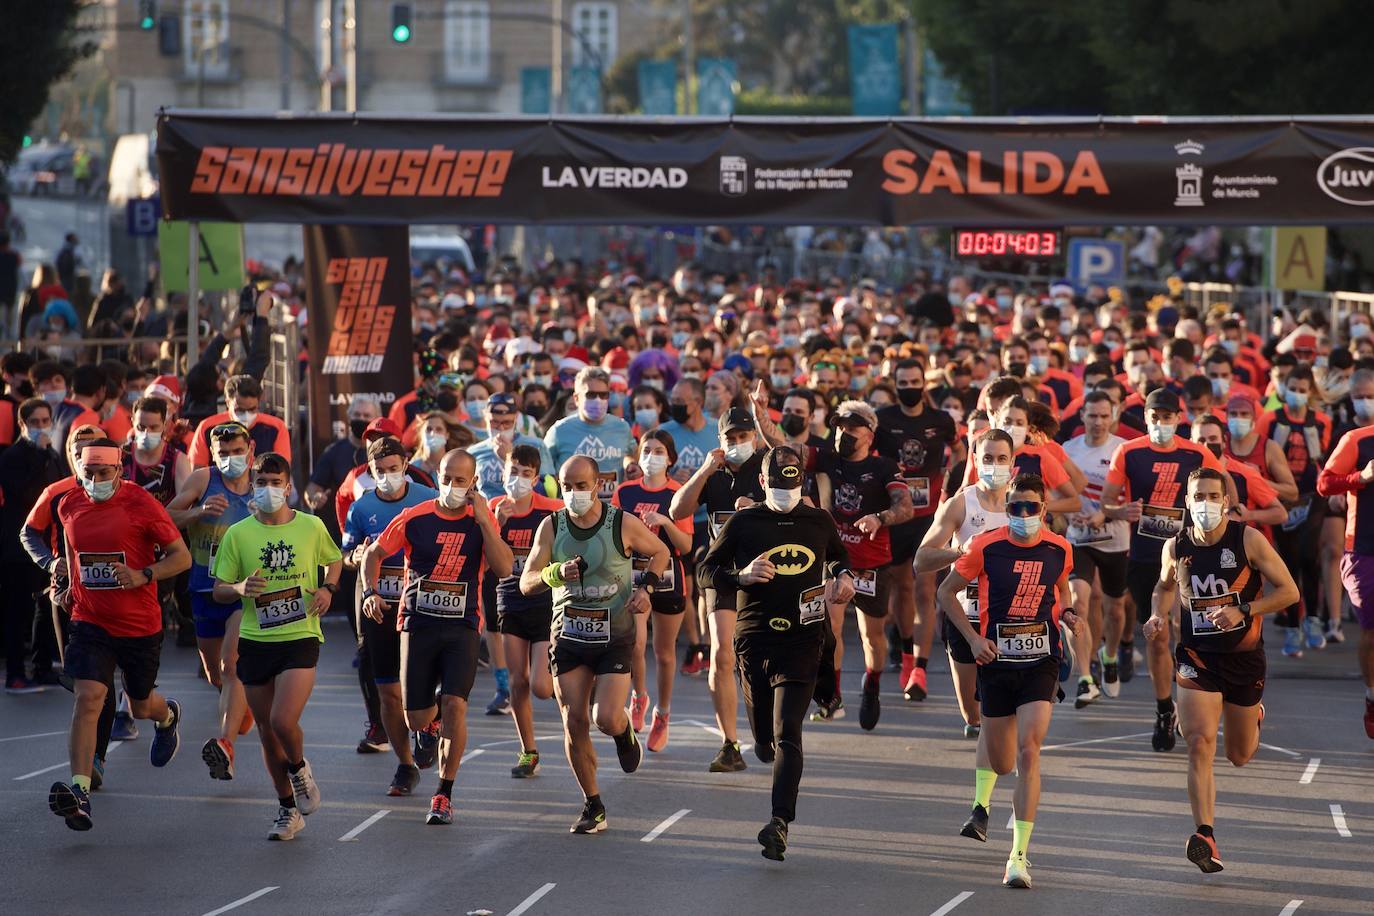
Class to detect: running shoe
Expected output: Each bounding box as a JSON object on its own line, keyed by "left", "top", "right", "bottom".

{"left": 91, "top": 755, "right": 104, "bottom": 792}
{"left": 268, "top": 805, "right": 304, "bottom": 841}
{"left": 1186, "top": 832, "right": 1224, "bottom": 873}
{"left": 1074, "top": 677, "right": 1101, "bottom": 709}
{"left": 571, "top": 799, "right": 607, "bottom": 834}
{"left": 1098, "top": 647, "right": 1120, "bottom": 699}
{"left": 1281, "top": 627, "right": 1303, "bottom": 658}
{"left": 48, "top": 782, "right": 92, "bottom": 831}
{"left": 647, "top": 709, "right": 670, "bottom": 752}
{"left": 899, "top": 652, "right": 915, "bottom": 694}
{"left": 1153, "top": 702, "right": 1179, "bottom": 752}
{"left": 485, "top": 687, "right": 511, "bottom": 716}
{"left": 426, "top": 794, "right": 453, "bottom": 825}
{"left": 615, "top": 726, "right": 643, "bottom": 773}
{"left": 111, "top": 710, "right": 139, "bottom": 741}
{"left": 201, "top": 737, "right": 235, "bottom": 780}
{"left": 1325, "top": 624, "right": 1345, "bottom": 644}
{"left": 810, "top": 696, "right": 845, "bottom": 722}
{"left": 1002, "top": 852, "right": 1032, "bottom": 889}
{"left": 1058, "top": 621, "right": 1077, "bottom": 682}
{"left": 1117, "top": 643, "right": 1136, "bottom": 683}
{"left": 511, "top": 750, "right": 541, "bottom": 779}
{"left": 1302, "top": 617, "right": 1327, "bottom": 651}
{"left": 859, "top": 672, "right": 881, "bottom": 730}
{"left": 412, "top": 720, "right": 441, "bottom": 769}
{"left": 288, "top": 758, "right": 321, "bottom": 815}
{"left": 150, "top": 699, "right": 181, "bottom": 767}
{"left": 357, "top": 721, "right": 389, "bottom": 753}
{"left": 758, "top": 816, "right": 789, "bottom": 861}
{"left": 903, "top": 666, "right": 928, "bottom": 702}
{"left": 1364, "top": 698, "right": 1374, "bottom": 740}
{"left": 5, "top": 675, "right": 45, "bottom": 694}
{"left": 388, "top": 763, "right": 420, "bottom": 796}
{"left": 963, "top": 723, "right": 981, "bottom": 739}
{"left": 630, "top": 692, "right": 650, "bottom": 732}
{"left": 709, "top": 740, "right": 748, "bottom": 772}
{"left": 681, "top": 646, "right": 708, "bottom": 676}
{"left": 960, "top": 804, "right": 989, "bottom": 842}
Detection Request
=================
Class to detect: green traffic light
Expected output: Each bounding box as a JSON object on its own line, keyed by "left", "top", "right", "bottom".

{"left": 22, "top": 135, "right": 32, "bottom": 148}
{"left": 392, "top": 24, "right": 411, "bottom": 42}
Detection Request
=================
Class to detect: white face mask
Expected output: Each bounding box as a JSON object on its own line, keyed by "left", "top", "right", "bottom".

{"left": 979, "top": 463, "right": 1012, "bottom": 490}
{"left": 565, "top": 490, "right": 597, "bottom": 516}
{"left": 504, "top": 475, "right": 533, "bottom": 500}
{"left": 134, "top": 430, "right": 162, "bottom": 451}
{"left": 1189, "top": 499, "right": 1225, "bottom": 532}
{"left": 1148, "top": 422, "right": 1177, "bottom": 446}
{"left": 82, "top": 476, "right": 117, "bottom": 503}
{"left": 253, "top": 485, "right": 286, "bottom": 512}
{"left": 216, "top": 454, "right": 249, "bottom": 479}
{"left": 375, "top": 470, "right": 405, "bottom": 495}
{"left": 424, "top": 431, "right": 448, "bottom": 453}
{"left": 1354, "top": 397, "right": 1374, "bottom": 420}
{"left": 494, "top": 427, "right": 516, "bottom": 443}
{"left": 231, "top": 408, "right": 258, "bottom": 427}
{"left": 1001, "top": 424, "right": 1027, "bottom": 450}
{"left": 439, "top": 483, "right": 469, "bottom": 509}
{"left": 724, "top": 442, "right": 755, "bottom": 465}
{"left": 639, "top": 453, "right": 668, "bottom": 477}
{"left": 765, "top": 487, "right": 801, "bottom": 513}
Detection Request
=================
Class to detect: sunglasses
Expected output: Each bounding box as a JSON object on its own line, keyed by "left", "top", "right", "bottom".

{"left": 1006, "top": 500, "right": 1043, "bottom": 518}
{"left": 813, "top": 361, "right": 839, "bottom": 371}
{"left": 581, "top": 391, "right": 610, "bottom": 400}
{"left": 211, "top": 422, "right": 250, "bottom": 440}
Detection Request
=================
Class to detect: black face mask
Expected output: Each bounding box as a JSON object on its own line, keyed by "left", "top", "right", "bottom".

{"left": 897, "top": 387, "right": 924, "bottom": 408}
{"left": 836, "top": 431, "right": 862, "bottom": 458}
{"left": 349, "top": 418, "right": 370, "bottom": 440}
{"left": 779, "top": 413, "right": 808, "bottom": 437}
{"left": 669, "top": 403, "right": 690, "bottom": 424}
{"left": 1206, "top": 441, "right": 1224, "bottom": 459}
{"left": 524, "top": 402, "right": 547, "bottom": 418}
{"left": 436, "top": 391, "right": 459, "bottom": 412}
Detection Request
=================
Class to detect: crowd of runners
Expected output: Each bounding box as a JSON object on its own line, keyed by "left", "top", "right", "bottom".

{"left": 3, "top": 261, "right": 1373, "bottom": 890}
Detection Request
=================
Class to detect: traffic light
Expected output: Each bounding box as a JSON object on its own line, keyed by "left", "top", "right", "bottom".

{"left": 138, "top": 0, "right": 156, "bottom": 30}
{"left": 391, "top": 3, "right": 412, "bottom": 43}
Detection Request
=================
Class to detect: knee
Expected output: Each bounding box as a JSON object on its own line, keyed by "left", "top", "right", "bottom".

{"left": 269, "top": 711, "right": 296, "bottom": 736}
{"left": 441, "top": 696, "right": 465, "bottom": 721}
{"left": 1016, "top": 745, "right": 1040, "bottom": 773}
{"left": 1186, "top": 732, "right": 1215, "bottom": 758}
{"left": 593, "top": 705, "right": 622, "bottom": 735}
{"left": 712, "top": 646, "right": 735, "bottom": 674}
{"left": 74, "top": 690, "right": 106, "bottom": 716}
{"left": 562, "top": 706, "right": 591, "bottom": 735}
{"left": 1224, "top": 744, "right": 1254, "bottom": 768}
{"left": 654, "top": 643, "right": 676, "bottom": 666}
{"left": 508, "top": 670, "right": 530, "bottom": 695}
{"left": 992, "top": 758, "right": 1015, "bottom": 776}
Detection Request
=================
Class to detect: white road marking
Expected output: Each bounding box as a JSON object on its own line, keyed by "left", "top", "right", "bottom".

{"left": 641, "top": 808, "right": 690, "bottom": 842}
{"left": 338, "top": 808, "right": 389, "bottom": 841}
{"left": 478, "top": 734, "right": 561, "bottom": 749}
{"left": 506, "top": 882, "right": 556, "bottom": 916}
{"left": 1278, "top": 901, "right": 1303, "bottom": 916}
{"left": 1330, "top": 804, "right": 1352, "bottom": 837}
{"left": 1006, "top": 812, "right": 1015, "bottom": 830}
{"left": 461, "top": 749, "right": 485, "bottom": 763}
{"left": 1259, "top": 741, "right": 1302, "bottom": 759}
{"left": 14, "top": 740, "right": 122, "bottom": 781}
{"left": 200, "top": 886, "right": 279, "bottom": 916}
{"left": 0, "top": 730, "right": 66, "bottom": 743}
{"left": 929, "top": 891, "right": 974, "bottom": 916}
{"left": 1041, "top": 732, "right": 1152, "bottom": 751}
{"left": 1299, "top": 758, "right": 1321, "bottom": 785}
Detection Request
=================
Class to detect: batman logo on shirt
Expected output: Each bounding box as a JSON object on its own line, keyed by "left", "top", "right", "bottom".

{"left": 765, "top": 544, "right": 815, "bottom": 575}
{"left": 769, "top": 617, "right": 792, "bottom": 631}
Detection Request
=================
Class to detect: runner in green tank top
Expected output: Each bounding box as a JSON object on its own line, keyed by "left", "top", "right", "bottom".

{"left": 520, "top": 455, "right": 669, "bottom": 835}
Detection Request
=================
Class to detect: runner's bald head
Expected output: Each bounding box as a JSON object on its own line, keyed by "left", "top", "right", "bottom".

{"left": 440, "top": 448, "right": 475, "bottom": 481}
{"left": 560, "top": 454, "right": 598, "bottom": 487}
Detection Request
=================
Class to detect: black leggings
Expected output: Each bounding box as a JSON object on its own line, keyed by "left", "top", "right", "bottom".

{"left": 743, "top": 677, "right": 813, "bottom": 823}
{"left": 1274, "top": 509, "right": 1324, "bottom": 627}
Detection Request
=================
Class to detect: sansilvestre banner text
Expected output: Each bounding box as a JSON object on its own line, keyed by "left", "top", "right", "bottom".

{"left": 158, "top": 112, "right": 1374, "bottom": 227}
{"left": 302, "top": 224, "right": 414, "bottom": 466}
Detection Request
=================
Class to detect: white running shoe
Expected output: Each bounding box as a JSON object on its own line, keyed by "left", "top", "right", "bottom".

{"left": 1003, "top": 852, "right": 1032, "bottom": 889}
{"left": 289, "top": 759, "right": 321, "bottom": 815}
{"left": 268, "top": 805, "right": 304, "bottom": 841}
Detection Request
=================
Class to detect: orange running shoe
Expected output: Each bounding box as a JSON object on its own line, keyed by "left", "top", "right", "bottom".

{"left": 630, "top": 692, "right": 650, "bottom": 733}
{"left": 899, "top": 653, "right": 915, "bottom": 696}
{"left": 903, "top": 666, "right": 928, "bottom": 702}
{"left": 647, "top": 709, "right": 670, "bottom": 752}
{"left": 1186, "top": 832, "right": 1223, "bottom": 873}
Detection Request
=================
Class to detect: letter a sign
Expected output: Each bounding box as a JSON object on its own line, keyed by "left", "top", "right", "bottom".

{"left": 1270, "top": 226, "right": 1327, "bottom": 291}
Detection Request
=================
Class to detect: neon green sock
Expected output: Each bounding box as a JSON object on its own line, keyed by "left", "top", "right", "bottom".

{"left": 1102, "top": 653, "right": 1118, "bottom": 663}
{"left": 974, "top": 767, "right": 997, "bottom": 809}
{"left": 1078, "top": 674, "right": 1092, "bottom": 685}
{"left": 1013, "top": 819, "right": 1035, "bottom": 857}
{"left": 71, "top": 774, "right": 91, "bottom": 793}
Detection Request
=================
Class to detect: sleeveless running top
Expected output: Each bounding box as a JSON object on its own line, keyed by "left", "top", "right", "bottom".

{"left": 953, "top": 485, "right": 1007, "bottom": 623}
{"left": 550, "top": 504, "right": 634, "bottom": 648}
{"left": 1175, "top": 521, "right": 1264, "bottom": 653}
{"left": 123, "top": 442, "right": 182, "bottom": 507}
{"left": 188, "top": 468, "right": 254, "bottom": 592}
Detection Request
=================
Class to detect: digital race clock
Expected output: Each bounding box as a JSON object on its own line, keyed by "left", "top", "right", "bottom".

{"left": 951, "top": 230, "right": 1061, "bottom": 258}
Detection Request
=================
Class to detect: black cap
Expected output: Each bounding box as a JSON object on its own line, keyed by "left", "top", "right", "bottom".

{"left": 1144, "top": 388, "right": 1182, "bottom": 413}
{"left": 718, "top": 407, "right": 755, "bottom": 435}
{"left": 763, "top": 445, "right": 804, "bottom": 489}
{"left": 366, "top": 436, "right": 408, "bottom": 464}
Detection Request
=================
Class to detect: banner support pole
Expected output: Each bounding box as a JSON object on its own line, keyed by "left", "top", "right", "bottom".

{"left": 187, "top": 220, "right": 200, "bottom": 368}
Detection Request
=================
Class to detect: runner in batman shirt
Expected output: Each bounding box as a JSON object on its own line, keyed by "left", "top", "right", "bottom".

{"left": 518, "top": 455, "right": 667, "bottom": 835}
{"left": 166, "top": 421, "right": 257, "bottom": 781}
{"left": 1148, "top": 467, "right": 1297, "bottom": 874}
{"left": 47, "top": 439, "right": 191, "bottom": 831}
{"left": 489, "top": 444, "right": 563, "bottom": 779}
{"left": 361, "top": 448, "right": 512, "bottom": 825}
{"left": 698, "top": 445, "right": 856, "bottom": 862}
{"left": 1100, "top": 388, "right": 1233, "bottom": 753}
{"left": 915, "top": 428, "right": 1015, "bottom": 737}
{"left": 343, "top": 436, "right": 437, "bottom": 797}
{"left": 873, "top": 359, "right": 957, "bottom": 703}
{"left": 613, "top": 429, "right": 694, "bottom": 753}
{"left": 938, "top": 472, "right": 1083, "bottom": 890}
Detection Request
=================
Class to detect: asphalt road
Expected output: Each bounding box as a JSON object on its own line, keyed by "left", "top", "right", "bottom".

{"left": 1, "top": 616, "right": 1370, "bottom": 916}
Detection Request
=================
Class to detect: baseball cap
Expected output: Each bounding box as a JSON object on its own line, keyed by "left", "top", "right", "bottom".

{"left": 1144, "top": 388, "right": 1182, "bottom": 413}
{"left": 363, "top": 417, "right": 401, "bottom": 441}
{"left": 486, "top": 393, "right": 517, "bottom": 416}
{"left": 717, "top": 407, "right": 755, "bottom": 435}
{"left": 764, "top": 446, "right": 804, "bottom": 489}
{"left": 833, "top": 399, "right": 877, "bottom": 431}
{"left": 722, "top": 353, "right": 754, "bottom": 379}
{"left": 366, "top": 436, "right": 407, "bottom": 464}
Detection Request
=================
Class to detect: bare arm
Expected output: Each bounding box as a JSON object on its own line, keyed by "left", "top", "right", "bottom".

{"left": 876, "top": 485, "right": 914, "bottom": 527}
{"left": 669, "top": 449, "right": 724, "bottom": 520}
{"left": 1242, "top": 526, "right": 1299, "bottom": 616}
{"left": 1265, "top": 440, "right": 1300, "bottom": 504}
{"left": 518, "top": 516, "right": 556, "bottom": 596}
{"left": 620, "top": 512, "right": 670, "bottom": 579}
{"left": 1046, "top": 481, "right": 1082, "bottom": 515}
{"left": 1146, "top": 538, "right": 1178, "bottom": 639}
{"left": 1245, "top": 497, "right": 1288, "bottom": 527}
{"left": 914, "top": 493, "right": 966, "bottom": 573}
{"left": 747, "top": 379, "right": 787, "bottom": 449}
{"left": 1062, "top": 455, "right": 1087, "bottom": 495}
{"left": 473, "top": 493, "right": 514, "bottom": 579}
{"left": 165, "top": 467, "right": 212, "bottom": 527}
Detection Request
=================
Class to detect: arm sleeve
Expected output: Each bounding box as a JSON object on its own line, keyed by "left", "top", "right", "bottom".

{"left": 20, "top": 525, "right": 55, "bottom": 570}
{"left": 242, "top": 316, "right": 270, "bottom": 380}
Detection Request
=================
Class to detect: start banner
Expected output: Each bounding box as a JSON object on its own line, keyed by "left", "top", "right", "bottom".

{"left": 156, "top": 111, "right": 1374, "bottom": 227}
{"left": 302, "top": 224, "right": 414, "bottom": 465}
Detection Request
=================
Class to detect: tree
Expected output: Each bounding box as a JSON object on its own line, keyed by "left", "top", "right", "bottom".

{"left": 0, "top": 0, "right": 94, "bottom": 165}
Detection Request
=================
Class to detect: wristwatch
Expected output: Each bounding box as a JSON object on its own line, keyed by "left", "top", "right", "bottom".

{"left": 1238, "top": 601, "right": 1252, "bottom": 621}
{"left": 362, "top": 587, "right": 379, "bottom": 600}
{"left": 141, "top": 566, "right": 155, "bottom": 585}
{"left": 320, "top": 582, "right": 339, "bottom": 595}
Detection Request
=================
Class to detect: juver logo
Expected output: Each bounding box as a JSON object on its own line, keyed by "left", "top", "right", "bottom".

{"left": 1318, "top": 148, "right": 1374, "bottom": 205}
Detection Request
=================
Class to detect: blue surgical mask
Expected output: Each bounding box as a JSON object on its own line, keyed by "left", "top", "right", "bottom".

{"left": 1354, "top": 397, "right": 1374, "bottom": 420}
{"left": 770, "top": 373, "right": 792, "bottom": 391}
{"left": 1285, "top": 389, "right": 1308, "bottom": 410}
{"left": 82, "top": 477, "right": 116, "bottom": 502}
{"left": 781, "top": 333, "right": 800, "bottom": 349}
{"left": 1029, "top": 354, "right": 1050, "bottom": 375}
{"left": 134, "top": 430, "right": 162, "bottom": 451}
{"left": 581, "top": 397, "right": 608, "bottom": 422}
{"left": 42, "top": 389, "right": 66, "bottom": 406}
{"left": 465, "top": 399, "right": 485, "bottom": 420}
{"left": 217, "top": 454, "right": 249, "bottom": 479}
{"left": 995, "top": 294, "right": 1013, "bottom": 310}
{"left": 671, "top": 331, "right": 689, "bottom": 349}
{"left": 1221, "top": 339, "right": 1239, "bottom": 356}
{"left": 1210, "top": 376, "right": 1230, "bottom": 399}
{"left": 565, "top": 490, "right": 597, "bottom": 516}
{"left": 634, "top": 407, "right": 659, "bottom": 429}
{"left": 1008, "top": 515, "right": 1042, "bottom": 539}
{"left": 1227, "top": 417, "right": 1252, "bottom": 440}
{"left": 424, "top": 431, "right": 448, "bottom": 452}
{"left": 24, "top": 427, "right": 47, "bottom": 446}
{"left": 1069, "top": 345, "right": 1091, "bottom": 363}
{"left": 1148, "top": 422, "right": 1177, "bottom": 446}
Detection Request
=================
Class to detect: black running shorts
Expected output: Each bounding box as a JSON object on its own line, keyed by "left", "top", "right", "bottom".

{"left": 236, "top": 636, "right": 320, "bottom": 687}
{"left": 358, "top": 602, "right": 401, "bottom": 684}
{"left": 852, "top": 566, "right": 891, "bottom": 618}
{"left": 401, "top": 625, "right": 480, "bottom": 708}
{"left": 1127, "top": 560, "right": 1163, "bottom": 625}
{"left": 1175, "top": 644, "right": 1265, "bottom": 708}
{"left": 1071, "top": 545, "right": 1128, "bottom": 599}
{"left": 735, "top": 633, "right": 824, "bottom": 692}
{"left": 977, "top": 658, "right": 1060, "bottom": 718}
{"left": 942, "top": 614, "right": 976, "bottom": 665}
{"left": 497, "top": 604, "right": 553, "bottom": 644}
{"left": 63, "top": 621, "right": 162, "bottom": 700}
{"left": 549, "top": 638, "right": 633, "bottom": 678}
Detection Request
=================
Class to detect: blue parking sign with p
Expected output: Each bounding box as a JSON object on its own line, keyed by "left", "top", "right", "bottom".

{"left": 1067, "top": 238, "right": 1124, "bottom": 292}
{"left": 127, "top": 197, "right": 161, "bottom": 236}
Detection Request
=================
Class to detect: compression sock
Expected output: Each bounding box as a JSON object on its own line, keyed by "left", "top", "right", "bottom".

{"left": 1013, "top": 819, "right": 1035, "bottom": 857}
{"left": 1197, "top": 824, "right": 1214, "bottom": 838}
{"left": 71, "top": 774, "right": 91, "bottom": 793}
{"left": 494, "top": 667, "right": 510, "bottom": 693}
{"left": 1119, "top": 639, "right": 1134, "bottom": 656}
{"left": 437, "top": 778, "right": 454, "bottom": 799}
{"left": 1101, "top": 652, "right": 1118, "bottom": 663}
{"left": 974, "top": 767, "right": 997, "bottom": 809}
{"left": 902, "top": 636, "right": 915, "bottom": 654}
{"left": 865, "top": 668, "right": 881, "bottom": 686}
{"left": 287, "top": 760, "right": 306, "bottom": 774}
{"left": 917, "top": 656, "right": 928, "bottom": 669}
{"left": 278, "top": 794, "right": 295, "bottom": 809}
{"left": 1157, "top": 698, "right": 1174, "bottom": 715}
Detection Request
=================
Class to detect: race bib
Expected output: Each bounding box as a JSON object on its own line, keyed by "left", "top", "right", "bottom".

{"left": 1281, "top": 496, "right": 1311, "bottom": 531}
{"left": 414, "top": 578, "right": 468, "bottom": 618}
{"left": 799, "top": 584, "right": 827, "bottom": 625}
{"left": 256, "top": 585, "right": 306, "bottom": 630}
{"left": 597, "top": 472, "right": 618, "bottom": 500}
{"left": 1187, "top": 591, "right": 1242, "bottom": 636}
{"left": 376, "top": 566, "right": 405, "bottom": 601}
{"left": 1138, "top": 504, "right": 1185, "bottom": 540}
{"left": 1068, "top": 517, "right": 1111, "bottom": 545}
{"left": 854, "top": 569, "right": 877, "bottom": 597}
{"left": 633, "top": 555, "right": 674, "bottom": 590}
{"left": 709, "top": 511, "right": 734, "bottom": 539}
{"left": 995, "top": 620, "right": 1051, "bottom": 660}
{"left": 961, "top": 583, "right": 980, "bottom": 622}
{"left": 510, "top": 546, "right": 530, "bottom": 577}
{"left": 78, "top": 551, "right": 125, "bottom": 590}
{"left": 902, "top": 476, "right": 931, "bottom": 510}
{"left": 561, "top": 604, "right": 610, "bottom": 645}
{"left": 208, "top": 540, "right": 220, "bottom": 568}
